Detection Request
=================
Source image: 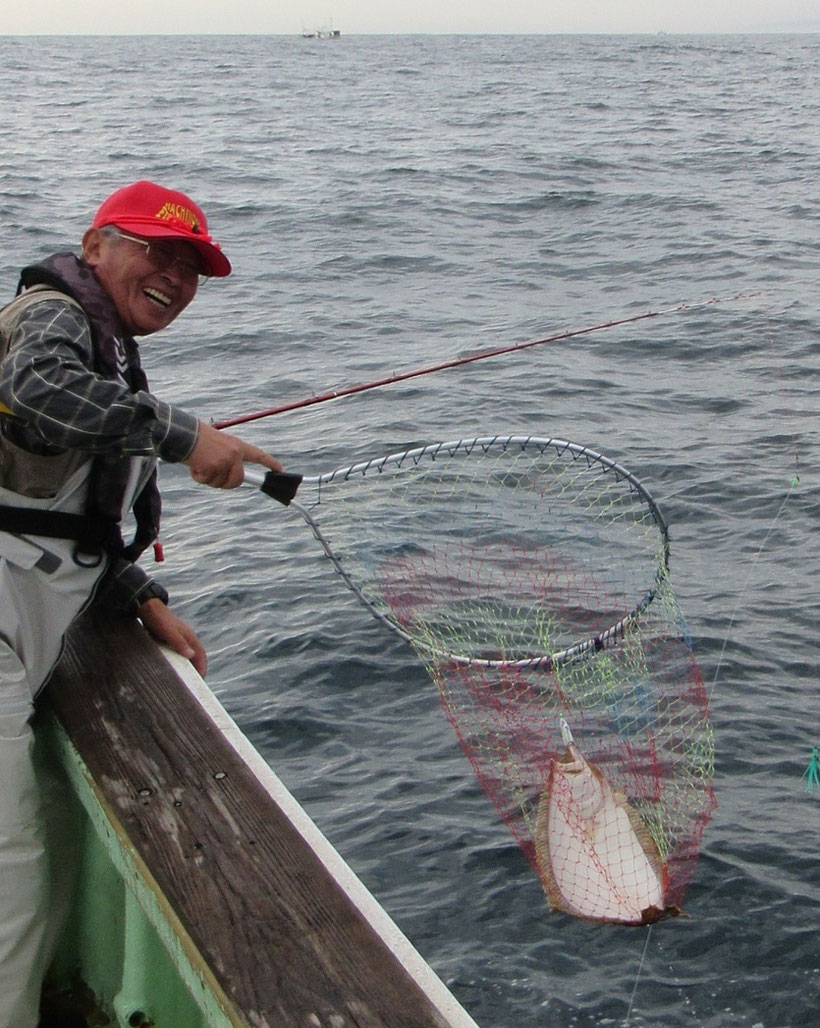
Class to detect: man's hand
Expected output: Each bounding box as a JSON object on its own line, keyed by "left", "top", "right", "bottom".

{"left": 185, "top": 422, "right": 283, "bottom": 489}
{"left": 138, "top": 598, "right": 208, "bottom": 677}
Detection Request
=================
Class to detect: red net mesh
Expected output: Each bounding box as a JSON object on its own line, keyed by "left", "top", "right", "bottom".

{"left": 382, "top": 569, "right": 715, "bottom": 923}
{"left": 293, "top": 438, "right": 716, "bottom": 923}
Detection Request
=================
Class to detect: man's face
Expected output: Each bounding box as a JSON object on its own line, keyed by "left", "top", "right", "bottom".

{"left": 82, "top": 227, "right": 201, "bottom": 336}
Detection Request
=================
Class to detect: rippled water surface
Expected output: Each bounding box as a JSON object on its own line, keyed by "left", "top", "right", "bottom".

{"left": 1, "top": 32, "right": 818, "bottom": 1027}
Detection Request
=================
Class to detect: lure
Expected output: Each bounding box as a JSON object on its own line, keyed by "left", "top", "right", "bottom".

{"left": 803, "top": 748, "right": 819, "bottom": 793}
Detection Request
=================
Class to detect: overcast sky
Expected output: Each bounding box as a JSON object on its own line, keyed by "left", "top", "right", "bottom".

{"left": 2, "top": 0, "right": 818, "bottom": 35}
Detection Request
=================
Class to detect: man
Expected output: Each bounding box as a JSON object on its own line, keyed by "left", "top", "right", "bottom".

{"left": 0, "top": 181, "right": 283, "bottom": 1026}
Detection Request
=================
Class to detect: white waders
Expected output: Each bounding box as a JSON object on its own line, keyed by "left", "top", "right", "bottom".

{"left": 0, "top": 456, "right": 150, "bottom": 1027}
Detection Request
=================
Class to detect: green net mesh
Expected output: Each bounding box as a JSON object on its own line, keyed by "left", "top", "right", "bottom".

{"left": 290, "top": 437, "right": 716, "bottom": 923}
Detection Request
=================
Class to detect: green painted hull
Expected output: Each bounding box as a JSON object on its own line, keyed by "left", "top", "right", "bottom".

{"left": 42, "top": 610, "right": 481, "bottom": 1028}
{"left": 44, "top": 707, "right": 240, "bottom": 1027}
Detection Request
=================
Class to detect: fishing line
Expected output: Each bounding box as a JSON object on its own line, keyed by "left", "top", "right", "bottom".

{"left": 705, "top": 306, "right": 800, "bottom": 703}
{"left": 623, "top": 925, "right": 653, "bottom": 1026}
{"left": 621, "top": 478, "right": 798, "bottom": 1022}
{"left": 706, "top": 476, "right": 798, "bottom": 704}
{"left": 215, "top": 293, "right": 755, "bottom": 429}
{"left": 616, "top": 516, "right": 798, "bottom": 1026}
{"left": 711, "top": 300, "right": 801, "bottom": 699}
{"left": 622, "top": 301, "right": 803, "bottom": 1025}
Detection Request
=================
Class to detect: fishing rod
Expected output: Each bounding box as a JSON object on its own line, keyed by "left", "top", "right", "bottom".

{"left": 215, "top": 292, "right": 754, "bottom": 430}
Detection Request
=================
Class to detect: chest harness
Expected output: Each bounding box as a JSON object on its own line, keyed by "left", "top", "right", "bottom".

{"left": 0, "top": 253, "right": 162, "bottom": 566}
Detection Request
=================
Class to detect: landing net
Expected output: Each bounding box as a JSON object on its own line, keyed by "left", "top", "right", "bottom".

{"left": 285, "top": 436, "right": 716, "bottom": 922}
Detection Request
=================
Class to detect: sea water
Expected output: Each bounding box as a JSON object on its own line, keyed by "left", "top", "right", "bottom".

{"left": 0, "top": 32, "right": 818, "bottom": 1027}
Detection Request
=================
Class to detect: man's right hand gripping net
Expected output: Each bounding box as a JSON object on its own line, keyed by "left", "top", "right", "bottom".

{"left": 267, "top": 436, "right": 717, "bottom": 924}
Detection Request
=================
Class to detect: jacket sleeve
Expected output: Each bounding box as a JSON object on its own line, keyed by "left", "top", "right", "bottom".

{"left": 93, "top": 558, "right": 169, "bottom": 617}
{"left": 1, "top": 297, "right": 191, "bottom": 617}
{"left": 0, "top": 298, "right": 199, "bottom": 461}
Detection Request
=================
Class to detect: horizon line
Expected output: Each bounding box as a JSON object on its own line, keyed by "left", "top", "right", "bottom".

{"left": 2, "top": 28, "right": 819, "bottom": 37}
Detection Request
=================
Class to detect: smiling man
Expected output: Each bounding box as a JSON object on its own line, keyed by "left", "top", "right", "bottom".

{"left": 0, "top": 181, "right": 283, "bottom": 1026}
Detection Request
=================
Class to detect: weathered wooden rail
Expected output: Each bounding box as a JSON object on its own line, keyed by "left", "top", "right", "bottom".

{"left": 42, "top": 606, "right": 480, "bottom": 1028}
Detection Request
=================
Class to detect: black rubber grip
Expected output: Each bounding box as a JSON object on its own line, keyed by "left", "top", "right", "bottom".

{"left": 259, "top": 471, "right": 303, "bottom": 506}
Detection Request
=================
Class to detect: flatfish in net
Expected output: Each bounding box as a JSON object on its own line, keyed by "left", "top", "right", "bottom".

{"left": 535, "top": 720, "right": 677, "bottom": 925}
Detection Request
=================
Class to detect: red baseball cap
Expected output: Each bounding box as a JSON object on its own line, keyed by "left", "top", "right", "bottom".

{"left": 92, "top": 180, "right": 232, "bottom": 277}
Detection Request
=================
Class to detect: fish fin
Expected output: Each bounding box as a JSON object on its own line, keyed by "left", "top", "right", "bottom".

{"left": 641, "top": 904, "right": 683, "bottom": 925}
{"left": 534, "top": 771, "right": 569, "bottom": 914}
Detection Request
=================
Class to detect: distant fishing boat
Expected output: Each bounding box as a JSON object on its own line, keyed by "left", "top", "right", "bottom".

{"left": 300, "top": 23, "right": 341, "bottom": 38}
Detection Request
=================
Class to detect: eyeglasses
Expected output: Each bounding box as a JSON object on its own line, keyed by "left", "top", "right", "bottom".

{"left": 110, "top": 230, "right": 209, "bottom": 285}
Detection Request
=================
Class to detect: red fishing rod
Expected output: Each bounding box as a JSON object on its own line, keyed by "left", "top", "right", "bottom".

{"left": 215, "top": 293, "right": 754, "bottom": 430}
